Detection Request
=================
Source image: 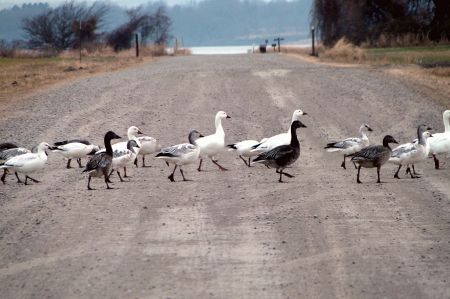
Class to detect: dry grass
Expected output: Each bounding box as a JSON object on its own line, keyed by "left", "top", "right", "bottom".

{"left": 322, "top": 38, "right": 367, "bottom": 62}
{"left": 361, "top": 33, "right": 450, "bottom": 49}
{"left": 0, "top": 44, "right": 173, "bottom": 98}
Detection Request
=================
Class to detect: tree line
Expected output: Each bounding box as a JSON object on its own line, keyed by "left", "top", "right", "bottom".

{"left": 0, "top": 0, "right": 312, "bottom": 51}
{"left": 311, "top": 0, "right": 450, "bottom": 46}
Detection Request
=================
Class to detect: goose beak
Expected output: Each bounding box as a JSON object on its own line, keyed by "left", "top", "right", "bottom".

{"left": 429, "top": 133, "right": 433, "bottom": 137}
{"left": 427, "top": 126, "right": 432, "bottom": 130}
{"left": 199, "top": 134, "right": 205, "bottom": 138}
{"left": 302, "top": 112, "right": 308, "bottom": 115}
{"left": 137, "top": 129, "right": 144, "bottom": 134}
{"left": 226, "top": 115, "right": 231, "bottom": 119}
{"left": 368, "top": 128, "right": 373, "bottom": 132}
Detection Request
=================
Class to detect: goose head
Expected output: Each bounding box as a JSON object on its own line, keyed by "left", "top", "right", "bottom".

{"left": 127, "top": 126, "right": 144, "bottom": 139}
{"left": 443, "top": 110, "right": 450, "bottom": 120}
{"left": 382, "top": 135, "right": 398, "bottom": 146}
{"left": 361, "top": 124, "right": 373, "bottom": 132}
{"left": 188, "top": 130, "right": 204, "bottom": 144}
{"left": 105, "top": 131, "right": 122, "bottom": 141}
{"left": 216, "top": 111, "right": 231, "bottom": 119}
{"left": 291, "top": 120, "right": 307, "bottom": 130}
{"left": 292, "top": 109, "right": 308, "bottom": 120}
{"left": 423, "top": 132, "right": 433, "bottom": 139}
{"left": 127, "top": 139, "right": 140, "bottom": 150}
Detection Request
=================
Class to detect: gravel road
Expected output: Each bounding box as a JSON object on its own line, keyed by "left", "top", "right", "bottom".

{"left": 1, "top": 54, "right": 449, "bottom": 299}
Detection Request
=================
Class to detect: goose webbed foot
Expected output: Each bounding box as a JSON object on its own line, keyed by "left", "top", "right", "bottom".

{"left": 212, "top": 159, "right": 228, "bottom": 171}
{"left": 239, "top": 155, "right": 250, "bottom": 167}
{"left": 394, "top": 165, "right": 402, "bottom": 179}
{"left": 25, "top": 175, "right": 40, "bottom": 185}
{"left": 123, "top": 167, "right": 130, "bottom": 178}
{"left": 117, "top": 171, "right": 125, "bottom": 182}
{"left": 433, "top": 154, "right": 440, "bottom": 169}
{"left": 406, "top": 166, "right": 420, "bottom": 178}
{"left": 340, "top": 160, "right": 346, "bottom": 169}
{"left": 168, "top": 173, "right": 175, "bottom": 182}
{"left": 197, "top": 159, "right": 204, "bottom": 172}
{"left": 87, "top": 176, "right": 95, "bottom": 190}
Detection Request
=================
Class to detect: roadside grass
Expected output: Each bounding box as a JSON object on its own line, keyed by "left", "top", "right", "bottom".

{"left": 366, "top": 45, "right": 450, "bottom": 65}
{"left": 0, "top": 44, "right": 189, "bottom": 98}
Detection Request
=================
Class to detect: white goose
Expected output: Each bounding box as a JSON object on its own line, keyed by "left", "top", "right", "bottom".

{"left": 112, "top": 139, "right": 140, "bottom": 182}
{"left": 0, "top": 146, "right": 31, "bottom": 183}
{"left": 427, "top": 110, "right": 450, "bottom": 169}
{"left": 156, "top": 130, "right": 204, "bottom": 181}
{"left": 96, "top": 126, "right": 143, "bottom": 177}
{"left": 324, "top": 124, "right": 373, "bottom": 169}
{"left": 227, "top": 138, "right": 267, "bottom": 167}
{"left": 389, "top": 125, "right": 432, "bottom": 179}
{"left": 0, "top": 142, "right": 51, "bottom": 185}
{"left": 196, "top": 111, "right": 231, "bottom": 171}
{"left": 250, "top": 109, "right": 307, "bottom": 154}
{"left": 136, "top": 135, "right": 161, "bottom": 167}
{"left": 52, "top": 139, "right": 99, "bottom": 168}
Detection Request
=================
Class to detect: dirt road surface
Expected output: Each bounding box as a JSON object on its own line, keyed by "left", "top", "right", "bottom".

{"left": 1, "top": 54, "right": 449, "bottom": 299}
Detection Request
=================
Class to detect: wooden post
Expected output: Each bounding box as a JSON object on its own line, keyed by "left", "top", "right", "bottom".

{"left": 311, "top": 26, "right": 315, "bottom": 56}
{"left": 79, "top": 20, "right": 82, "bottom": 64}
{"left": 274, "top": 37, "right": 284, "bottom": 52}
{"left": 136, "top": 34, "right": 139, "bottom": 57}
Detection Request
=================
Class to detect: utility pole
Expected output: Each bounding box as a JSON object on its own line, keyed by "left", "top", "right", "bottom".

{"left": 274, "top": 37, "right": 284, "bottom": 52}
{"left": 79, "top": 20, "right": 82, "bottom": 64}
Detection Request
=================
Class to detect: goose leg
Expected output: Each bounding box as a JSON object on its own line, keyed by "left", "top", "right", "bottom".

{"left": 87, "top": 176, "right": 95, "bottom": 190}
{"left": 123, "top": 167, "right": 129, "bottom": 178}
{"left": 376, "top": 166, "right": 382, "bottom": 183}
{"left": 212, "top": 159, "right": 228, "bottom": 171}
{"left": 180, "top": 167, "right": 190, "bottom": 181}
{"left": 66, "top": 159, "right": 72, "bottom": 169}
{"left": 105, "top": 175, "right": 114, "bottom": 189}
{"left": 168, "top": 165, "right": 177, "bottom": 182}
{"left": 394, "top": 165, "right": 402, "bottom": 179}
{"left": 406, "top": 166, "right": 420, "bottom": 179}
{"left": 117, "top": 170, "right": 125, "bottom": 182}
{"left": 197, "top": 159, "right": 204, "bottom": 171}
{"left": 433, "top": 154, "right": 440, "bottom": 169}
{"left": 134, "top": 157, "right": 138, "bottom": 168}
{"left": 248, "top": 157, "right": 251, "bottom": 167}
{"left": 239, "top": 155, "right": 249, "bottom": 166}
{"left": 356, "top": 165, "right": 362, "bottom": 184}
{"left": 412, "top": 164, "right": 420, "bottom": 175}
{"left": 77, "top": 158, "right": 83, "bottom": 168}
{"left": 1, "top": 169, "right": 7, "bottom": 184}
{"left": 341, "top": 156, "right": 346, "bottom": 169}
{"left": 276, "top": 170, "right": 294, "bottom": 178}
{"left": 15, "top": 172, "right": 23, "bottom": 183}
{"left": 25, "top": 175, "right": 40, "bottom": 185}
{"left": 353, "top": 162, "right": 358, "bottom": 169}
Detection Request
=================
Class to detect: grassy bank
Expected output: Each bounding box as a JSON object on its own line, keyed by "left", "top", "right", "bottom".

{"left": 366, "top": 45, "right": 450, "bottom": 65}
{"left": 0, "top": 44, "right": 190, "bottom": 98}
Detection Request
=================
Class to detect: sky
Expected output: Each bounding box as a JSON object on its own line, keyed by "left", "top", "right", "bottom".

{"left": 0, "top": 0, "right": 193, "bottom": 9}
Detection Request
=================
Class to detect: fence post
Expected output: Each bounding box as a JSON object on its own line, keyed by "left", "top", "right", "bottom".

{"left": 311, "top": 26, "right": 315, "bottom": 56}
{"left": 136, "top": 34, "right": 139, "bottom": 57}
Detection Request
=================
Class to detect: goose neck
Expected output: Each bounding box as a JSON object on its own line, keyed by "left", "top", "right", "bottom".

{"left": 215, "top": 117, "right": 224, "bottom": 135}
{"left": 417, "top": 126, "right": 426, "bottom": 146}
{"left": 290, "top": 125, "right": 299, "bottom": 148}
{"left": 105, "top": 136, "right": 113, "bottom": 156}
{"left": 444, "top": 112, "right": 450, "bottom": 133}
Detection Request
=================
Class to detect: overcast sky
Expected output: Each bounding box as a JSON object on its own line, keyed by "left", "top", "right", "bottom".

{"left": 0, "top": 0, "right": 192, "bottom": 9}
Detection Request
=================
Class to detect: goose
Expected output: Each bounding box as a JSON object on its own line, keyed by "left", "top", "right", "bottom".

{"left": 52, "top": 139, "right": 100, "bottom": 168}
{"left": 111, "top": 139, "right": 140, "bottom": 182}
{"left": 83, "top": 131, "right": 121, "bottom": 190}
{"left": 324, "top": 124, "right": 373, "bottom": 169}
{"left": 389, "top": 125, "right": 432, "bottom": 179}
{"left": 196, "top": 111, "right": 231, "bottom": 171}
{"left": 409, "top": 131, "right": 433, "bottom": 176}
{"left": 227, "top": 138, "right": 268, "bottom": 167}
{"left": 96, "top": 126, "right": 143, "bottom": 177}
{"left": 136, "top": 135, "right": 162, "bottom": 167}
{"left": 0, "top": 143, "right": 18, "bottom": 151}
{"left": 427, "top": 110, "right": 450, "bottom": 169}
{"left": 347, "top": 135, "right": 398, "bottom": 184}
{"left": 156, "top": 130, "right": 204, "bottom": 182}
{"left": 0, "top": 146, "right": 32, "bottom": 183}
{"left": 0, "top": 142, "right": 51, "bottom": 185}
{"left": 252, "top": 120, "right": 307, "bottom": 182}
{"left": 250, "top": 109, "right": 307, "bottom": 154}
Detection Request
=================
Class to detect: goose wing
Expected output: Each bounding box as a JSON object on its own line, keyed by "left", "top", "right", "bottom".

{"left": 4, "top": 153, "right": 37, "bottom": 167}
{"left": 157, "top": 143, "right": 196, "bottom": 158}
{"left": 0, "top": 148, "right": 30, "bottom": 163}
{"left": 84, "top": 153, "right": 110, "bottom": 172}
{"left": 54, "top": 139, "right": 91, "bottom": 146}
{"left": 254, "top": 145, "right": 294, "bottom": 162}
{"left": 349, "top": 145, "right": 389, "bottom": 159}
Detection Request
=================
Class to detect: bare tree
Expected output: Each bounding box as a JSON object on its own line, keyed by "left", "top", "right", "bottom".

{"left": 150, "top": 6, "right": 173, "bottom": 45}
{"left": 21, "top": 0, "right": 109, "bottom": 50}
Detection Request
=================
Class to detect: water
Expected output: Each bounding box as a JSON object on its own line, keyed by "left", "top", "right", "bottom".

{"left": 188, "top": 44, "right": 310, "bottom": 55}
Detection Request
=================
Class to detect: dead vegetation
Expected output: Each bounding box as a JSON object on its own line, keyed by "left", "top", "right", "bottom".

{"left": 0, "top": 43, "right": 191, "bottom": 98}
